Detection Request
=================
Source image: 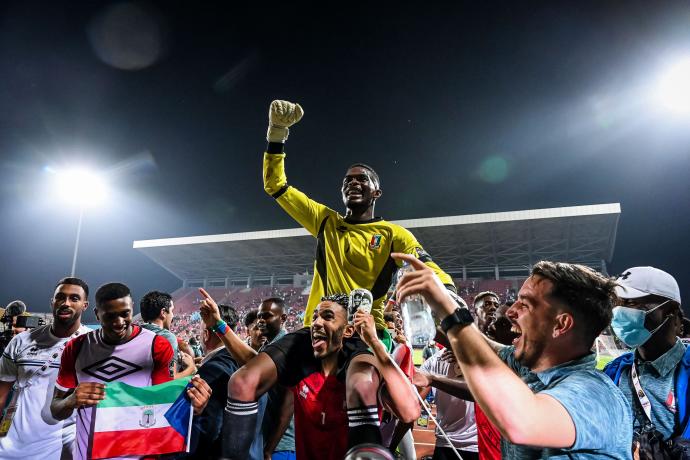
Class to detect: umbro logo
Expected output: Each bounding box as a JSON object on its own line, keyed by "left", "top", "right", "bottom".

{"left": 82, "top": 356, "right": 143, "bottom": 382}
{"left": 620, "top": 271, "right": 632, "bottom": 280}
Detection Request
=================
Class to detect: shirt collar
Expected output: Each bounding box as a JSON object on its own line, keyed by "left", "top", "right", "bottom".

{"left": 200, "top": 345, "right": 225, "bottom": 366}
{"left": 637, "top": 338, "right": 686, "bottom": 377}
{"left": 269, "top": 328, "right": 288, "bottom": 345}
{"left": 530, "top": 352, "right": 596, "bottom": 386}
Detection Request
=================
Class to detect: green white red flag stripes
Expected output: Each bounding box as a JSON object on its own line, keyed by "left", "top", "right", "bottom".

{"left": 85, "top": 377, "right": 193, "bottom": 459}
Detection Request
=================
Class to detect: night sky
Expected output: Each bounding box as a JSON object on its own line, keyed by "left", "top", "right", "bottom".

{"left": 1, "top": 1, "right": 688, "bottom": 320}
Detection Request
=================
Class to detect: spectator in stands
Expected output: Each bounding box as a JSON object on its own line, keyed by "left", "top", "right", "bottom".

{"left": 0, "top": 278, "right": 91, "bottom": 459}
{"left": 227, "top": 99, "right": 456, "bottom": 458}
{"left": 244, "top": 308, "right": 267, "bottom": 351}
{"left": 394, "top": 254, "right": 633, "bottom": 458}
{"left": 604, "top": 267, "right": 689, "bottom": 458}
{"left": 51, "top": 282, "right": 211, "bottom": 456}
{"left": 287, "top": 295, "right": 419, "bottom": 459}
{"left": 256, "top": 298, "right": 296, "bottom": 460}
{"left": 180, "top": 304, "right": 266, "bottom": 460}
{"left": 140, "top": 290, "right": 196, "bottom": 378}
{"left": 473, "top": 291, "right": 500, "bottom": 335}
{"left": 189, "top": 336, "right": 203, "bottom": 359}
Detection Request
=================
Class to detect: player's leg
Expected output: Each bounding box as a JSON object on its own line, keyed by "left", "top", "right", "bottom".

{"left": 225, "top": 328, "right": 317, "bottom": 459}
{"left": 224, "top": 353, "right": 278, "bottom": 459}
{"left": 345, "top": 352, "right": 383, "bottom": 448}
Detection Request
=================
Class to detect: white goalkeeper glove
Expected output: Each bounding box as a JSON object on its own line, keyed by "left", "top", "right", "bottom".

{"left": 266, "top": 100, "right": 304, "bottom": 143}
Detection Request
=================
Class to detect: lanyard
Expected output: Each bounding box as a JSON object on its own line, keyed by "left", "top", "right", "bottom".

{"left": 631, "top": 360, "right": 653, "bottom": 423}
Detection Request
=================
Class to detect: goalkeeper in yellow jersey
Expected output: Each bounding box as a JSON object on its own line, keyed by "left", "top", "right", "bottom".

{"left": 224, "top": 100, "right": 454, "bottom": 458}
{"left": 262, "top": 101, "right": 455, "bottom": 332}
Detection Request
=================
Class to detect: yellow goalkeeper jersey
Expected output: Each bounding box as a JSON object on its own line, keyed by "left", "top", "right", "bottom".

{"left": 263, "top": 152, "right": 455, "bottom": 330}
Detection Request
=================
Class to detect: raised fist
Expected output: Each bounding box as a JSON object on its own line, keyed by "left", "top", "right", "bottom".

{"left": 267, "top": 100, "right": 304, "bottom": 143}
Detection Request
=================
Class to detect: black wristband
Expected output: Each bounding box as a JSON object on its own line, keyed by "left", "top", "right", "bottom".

{"left": 266, "top": 142, "right": 285, "bottom": 154}
{"left": 440, "top": 308, "right": 474, "bottom": 334}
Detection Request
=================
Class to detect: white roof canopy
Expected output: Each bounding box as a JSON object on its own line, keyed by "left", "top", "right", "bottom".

{"left": 134, "top": 203, "right": 620, "bottom": 281}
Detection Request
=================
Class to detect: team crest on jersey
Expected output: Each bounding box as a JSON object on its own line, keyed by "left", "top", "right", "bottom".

{"left": 369, "top": 234, "right": 383, "bottom": 250}
{"left": 139, "top": 406, "right": 156, "bottom": 428}
{"left": 299, "top": 383, "right": 309, "bottom": 399}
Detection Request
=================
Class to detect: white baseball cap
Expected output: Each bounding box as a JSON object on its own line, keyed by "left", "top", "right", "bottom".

{"left": 615, "top": 266, "right": 681, "bottom": 304}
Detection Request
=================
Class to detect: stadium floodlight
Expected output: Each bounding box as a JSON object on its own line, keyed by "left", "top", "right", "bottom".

{"left": 55, "top": 168, "right": 108, "bottom": 207}
{"left": 655, "top": 56, "right": 690, "bottom": 116}
{"left": 50, "top": 167, "right": 109, "bottom": 276}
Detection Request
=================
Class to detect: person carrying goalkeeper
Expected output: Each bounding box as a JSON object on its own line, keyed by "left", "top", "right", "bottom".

{"left": 223, "top": 100, "right": 456, "bottom": 458}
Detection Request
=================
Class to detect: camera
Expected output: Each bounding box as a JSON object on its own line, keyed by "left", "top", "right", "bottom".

{"left": 0, "top": 300, "right": 44, "bottom": 353}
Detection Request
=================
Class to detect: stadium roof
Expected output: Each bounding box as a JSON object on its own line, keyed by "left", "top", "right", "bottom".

{"left": 133, "top": 203, "right": 621, "bottom": 282}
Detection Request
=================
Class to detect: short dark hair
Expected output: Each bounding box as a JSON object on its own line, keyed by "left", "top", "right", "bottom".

{"left": 383, "top": 312, "right": 395, "bottom": 323}
{"left": 321, "top": 294, "right": 349, "bottom": 309}
{"left": 321, "top": 293, "right": 350, "bottom": 319}
{"left": 244, "top": 308, "right": 259, "bottom": 327}
{"left": 55, "top": 277, "right": 89, "bottom": 299}
{"left": 261, "top": 297, "right": 285, "bottom": 313}
{"left": 474, "top": 291, "right": 499, "bottom": 305}
{"left": 218, "top": 304, "right": 240, "bottom": 332}
{"left": 348, "top": 163, "right": 380, "bottom": 188}
{"left": 140, "top": 291, "right": 173, "bottom": 322}
{"left": 95, "top": 283, "right": 131, "bottom": 308}
{"left": 531, "top": 261, "right": 617, "bottom": 345}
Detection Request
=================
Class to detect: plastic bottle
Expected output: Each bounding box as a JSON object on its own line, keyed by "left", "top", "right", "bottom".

{"left": 396, "top": 261, "right": 437, "bottom": 346}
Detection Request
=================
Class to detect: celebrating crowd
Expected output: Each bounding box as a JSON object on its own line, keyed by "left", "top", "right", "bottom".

{"left": 0, "top": 100, "right": 688, "bottom": 460}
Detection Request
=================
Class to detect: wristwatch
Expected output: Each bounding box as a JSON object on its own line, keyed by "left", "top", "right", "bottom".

{"left": 440, "top": 308, "right": 474, "bottom": 334}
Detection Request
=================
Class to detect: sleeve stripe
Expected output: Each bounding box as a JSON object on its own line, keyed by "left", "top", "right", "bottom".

{"left": 271, "top": 184, "right": 289, "bottom": 199}
{"left": 55, "top": 381, "right": 71, "bottom": 392}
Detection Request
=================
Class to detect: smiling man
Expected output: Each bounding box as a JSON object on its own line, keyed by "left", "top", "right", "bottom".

{"left": 290, "top": 294, "right": 419, "bottom": 460}
{"left": 0, "top": 277, "right": 91, "bottom": 459}
{"left": 394, "top": 254, "right": 634, "bottom": 459}
{"left": 50, "top": 282, "right": 211, "bottom": 459}
{"left": 225, "top": 100, "right": 453, "bottom": 458}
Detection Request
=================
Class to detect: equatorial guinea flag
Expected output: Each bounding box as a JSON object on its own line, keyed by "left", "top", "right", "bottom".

{"left": 83, "top": 377, "right": 193, "bottom": 459}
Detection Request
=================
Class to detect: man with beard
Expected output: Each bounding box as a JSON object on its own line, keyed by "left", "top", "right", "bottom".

{"left": 290, "top": 295, "right": 420, "bottom": 460}
{"left": 0, "top": 278, "right": 92, "bottom": 459}
{"left": 395, "top": 254, "right": 633, "bottom": 459}
{"left": 51, "top": 283, "right": 211, "bottom": 459}
{"left": 225, "top": 100, "right": 454, "bottom": 458}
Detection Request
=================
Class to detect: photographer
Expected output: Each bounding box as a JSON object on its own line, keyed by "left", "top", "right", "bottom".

{"left": 0, "top": 278, "right": 91, "bottom": 459}
{"left": 0, "top": 301, "right": 38, "bottom": 353}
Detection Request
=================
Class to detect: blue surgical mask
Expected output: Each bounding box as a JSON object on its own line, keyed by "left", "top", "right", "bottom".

{"left": 610, "top": 299, "right": 670, "bottom": 348}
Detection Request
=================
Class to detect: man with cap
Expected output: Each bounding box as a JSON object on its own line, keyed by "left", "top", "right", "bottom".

{"left": 605, "top": 266, "right": 690, "bottom": 458}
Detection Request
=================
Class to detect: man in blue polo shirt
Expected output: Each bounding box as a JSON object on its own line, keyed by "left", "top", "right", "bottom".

{"left": 605, "top": 266, "right": 689, "bottom": 458}
{"left": 394, "top": 254, "right": 633, "bottom": 459}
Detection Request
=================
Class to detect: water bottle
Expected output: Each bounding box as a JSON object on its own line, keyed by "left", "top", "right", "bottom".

{"left": 396, "top": 261, "right": 437, "bottom": 346}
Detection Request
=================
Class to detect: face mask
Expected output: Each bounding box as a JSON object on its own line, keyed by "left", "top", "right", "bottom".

{"left": 611, "top": 299, "right": 670, "bottom": 348}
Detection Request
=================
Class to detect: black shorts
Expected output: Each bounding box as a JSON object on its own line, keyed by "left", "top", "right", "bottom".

{"left": 262, "top": 327, "right": 372, "bottom": 387}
